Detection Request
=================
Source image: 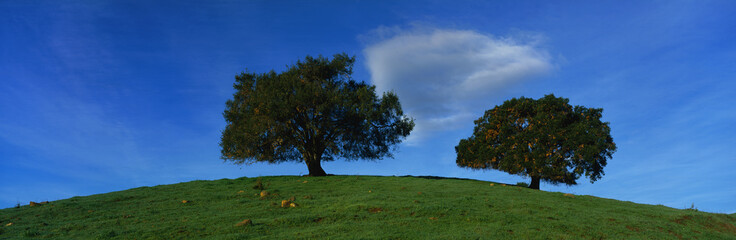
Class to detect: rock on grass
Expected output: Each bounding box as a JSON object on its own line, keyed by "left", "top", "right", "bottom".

{"left": 235, "top": 219, "right": 253, "bottom": 227}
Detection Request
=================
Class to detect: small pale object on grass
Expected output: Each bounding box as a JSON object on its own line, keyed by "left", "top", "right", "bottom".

{"left": 182, "top": 200, "right": 189, "bottom": 203}
{"left": 235, "top": 219, "right": 252, "bottom": 227}
{"left": 368, "top": 207, "right": 382, "bottom": 213}
{"left": 5, "top": 222, "right": 12, "bottom": 226}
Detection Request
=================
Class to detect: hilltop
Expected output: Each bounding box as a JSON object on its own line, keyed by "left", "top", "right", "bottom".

{"left": 1, "top": 175, "right": 735, "bottom": 239}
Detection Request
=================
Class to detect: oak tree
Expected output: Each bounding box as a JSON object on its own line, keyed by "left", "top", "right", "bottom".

{"left": 220, "top": 53, "right": 414, "bottom": 176}
{"left": 456, "top": 94, "right": 616, "bottom": 189}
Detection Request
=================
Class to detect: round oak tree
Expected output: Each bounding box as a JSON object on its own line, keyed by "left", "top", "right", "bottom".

{"left": 456, "top": 94, "right": 616, "bottom": 189}
{"left": 220, "top": 53, "right": 414, "bottom": 176}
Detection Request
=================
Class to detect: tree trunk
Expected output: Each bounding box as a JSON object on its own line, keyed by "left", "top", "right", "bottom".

{"left": 529, "top": 176, "right": 540, "bottom": 190}
{"left": 304, "top": 153, "right": 327, "bottom": 176}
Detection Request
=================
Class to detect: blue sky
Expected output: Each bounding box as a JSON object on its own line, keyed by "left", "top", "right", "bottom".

{"left": 1, "top": 1, "right": 734, "bottom": 213}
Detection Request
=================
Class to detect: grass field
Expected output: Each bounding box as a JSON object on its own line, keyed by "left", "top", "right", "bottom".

{"left": 1, "top": 175, "right": 735, "bottom": 239}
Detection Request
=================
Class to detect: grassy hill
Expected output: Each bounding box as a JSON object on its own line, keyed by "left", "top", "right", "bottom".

{"left": 1, "top": 175, "right": 735, "bottom": 239}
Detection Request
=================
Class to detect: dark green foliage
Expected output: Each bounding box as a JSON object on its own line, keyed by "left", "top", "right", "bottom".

{"left": 23, "top": 230, "right": 40, "bottom": 237}
{"left": 252, "top": 177, "right": 264, "bottom": 190}
{"left": 456, "top": 94, "right": 616, "bottom": 189}
{"left": 220, "top": 53, "right": 414, "bottom": 176}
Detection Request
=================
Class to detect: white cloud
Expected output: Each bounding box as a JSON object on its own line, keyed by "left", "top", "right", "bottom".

{"left": 363, "top": 28, "right": 553, "bottom": 144}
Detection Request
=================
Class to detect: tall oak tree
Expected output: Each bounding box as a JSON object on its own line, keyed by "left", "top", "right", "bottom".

{"left": 221, "top": 53, "right": 414, "bottom": 176}
{"left": 456, "top": 94, "right": 616, "bottom": 189}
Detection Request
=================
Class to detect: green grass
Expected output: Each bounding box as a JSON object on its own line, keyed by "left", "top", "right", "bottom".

{"left": 1, "top": 175, "right": 735, "bottom": 239}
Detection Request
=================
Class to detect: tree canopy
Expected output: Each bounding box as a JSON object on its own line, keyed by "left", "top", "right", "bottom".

{"left": 220, "top": 53, "right": 414, "bottom": 176}
{"left": 456, "top": 94, "right": 616, "bottom": 189}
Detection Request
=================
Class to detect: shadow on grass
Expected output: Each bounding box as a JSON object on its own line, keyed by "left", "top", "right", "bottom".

{"left": 399, "top": 175, "right": 479, "bottom": 181}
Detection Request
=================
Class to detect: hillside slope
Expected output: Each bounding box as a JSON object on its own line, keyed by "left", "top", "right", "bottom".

{"left": 1, "top": 175, "right": 735, "bottom": 239}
